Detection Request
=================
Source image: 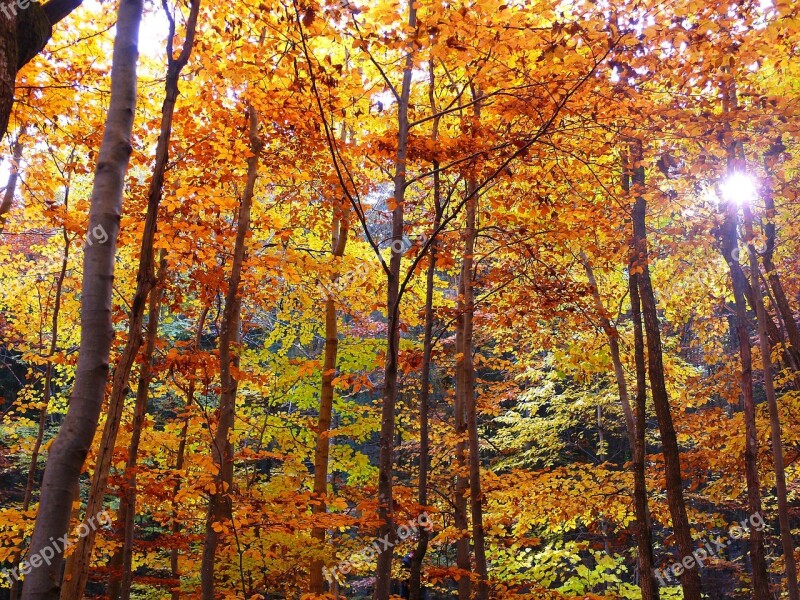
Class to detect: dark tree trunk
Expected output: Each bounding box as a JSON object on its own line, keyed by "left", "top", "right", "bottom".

{"left": 628, "top": 142, "right": 702, "bottom": 600}
{"left": 373, "top": 4, "right": 416, "bottom": 598}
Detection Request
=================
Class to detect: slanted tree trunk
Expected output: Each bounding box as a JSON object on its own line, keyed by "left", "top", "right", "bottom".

{"left": 584, "top": 255, "right": 659, "bottom": 600}
{"left": 628, "top": 141, "right": 702, "bottom": 600}
{"left": 0, "top": 128, "right": 23, "bottom": 232}
{"left": 106, "top": 252, "right": 166, "bottom": 600}
{"left": 582, "top": 257, "right": 635, "bottom": 451}
{"left": 409, "top": 59, "right": 442, "bottom": 600}
{"left": 20, "top": 0, "right": 143, "bottom": 596}
{"left": 169, "top": 306, "right": 208, "bottom": 600}
{"left": 760, "top": 145, "right": 800, "bottom": 374}
{"left": 716, "top": 78, "right": 771, "bottom": 596}
{"left": 373, "top": 4, "right": 416, "bottom": 598}
{"left": 309, "top": 205, "right": 349, "bottom": 594}
{"left": 10, "top": 222, "right": 70, "bottom": 600}
{"left": 745, "top": 209, "right": 799, "bottom": 600}
{"left": 200, "top": 103, "right": 262, "bottom": 600}
{"left": 628, "top": 260, "right": 660, "bottom": 600}
{"left": 59, "top": 5, "right": 200, "bottom": 596}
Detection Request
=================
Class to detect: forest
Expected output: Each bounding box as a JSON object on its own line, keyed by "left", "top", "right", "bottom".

{"left": 0, "top": 0, "right": 799, "bottom": 598}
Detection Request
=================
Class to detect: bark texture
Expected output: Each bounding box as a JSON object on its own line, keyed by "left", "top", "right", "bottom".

{"left": 60, "top": 4, "right": 200, "bottom": 595}
{"left": 628, "top": 143, "right": 702, "bottom": 600}
{"left": 373, "top": 3, "right": 416, "bottom": 598}
{"left": 20, "top": 0, "right": 143, "bottom": 596}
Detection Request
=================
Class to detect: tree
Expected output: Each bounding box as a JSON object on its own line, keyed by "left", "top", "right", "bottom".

{"left": 20, "top": 0, "right": 144, "bottom": 596}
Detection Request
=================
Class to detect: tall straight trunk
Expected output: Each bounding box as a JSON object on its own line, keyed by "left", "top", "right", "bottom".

{"left": 0, "top": 8, "right": 17, "bottom": 143}
{"left": 760, "top": 157, "right": 800, "bottom": 373}
{"left": 745, "top": 211, "right": 799, "bottom": 600}
{"left": 59, "top": 5, "right": 200, "bottom": 595}
{"left": 717, "top": 81, "right": 771, "bottom": 594}
{"left": 106, "top": 252, "right": 166, "bottom": 600}
{"left": 628, "top": 142, "right": 702, "bottom": 600}
{"left": 718, "top": 199, "right": 771, "bottom": 600}
{"left": 463, "top": 178, "right": 488, "bottom": 600}
{"left": 200, "top": 103, "right": 262, "bottom": 600}
{"left": 584, "top": 256, "right": 659, "bottom": 600}
{"left": 170, "top": 306, "right": 208, "bottom": 600}
{"left": 0, "top": 129, "right": 23, "bottom": 232}
{"left": 628, "top": 262, "right": 660, "bottom": 600}
{"left": 373, "top": 4, "right": 416, "bottom": 598}
{"left": 453, "top": 273, "right": 471, "bottom": 600}
{"left": 409, "top": 62, "right": 442, "bottom": 598}
{"left": 20, "top": 0, "right": 143, "bottom": 597}
{"left": 10, "top": 225, "right": 70, "bottom": 600}
{"left": 309, "top": 208, "right": 349, "bottom": 593}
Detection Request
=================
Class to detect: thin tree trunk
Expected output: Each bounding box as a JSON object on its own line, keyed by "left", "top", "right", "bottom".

{"left": 628, "top": 141, "right": 702, "bottom": 600}
{"left": 170, "top": 306, "right": 208, "bottom": 600}
{"left": 760, "top": 154, "right": 800, "bottom": 373}
{"left": 200, "top": 103, "right": 262, "bottom": 600}
{"left": 0, "top": 129, "right": 23, "bottom": 232}
{"left": 59, "top": 4, "right": 200, "bottom": 595}
{"left": 584, "top": 253, "right": 659, "bottom": 600}
{"left": 10, "top": 225, "right": 70, "bottom": 600}
{"left": 106, "top": 252, "right": 167, "bottom": 600}
{"left": 409, "top": 60, "right": 442, "bottom": 600}
{"left": 373, "top": 4, "right": 416, "bottom": 598}
{"left": 309, "top": 207, "right": 349, "bottom": 594}
{"left": 628, "top": 258, "right": 660, "bottom": 600}
{"left": 745, "top": 209, "right": 799, "bottom": 600}
{"left": 718, "top": 198, "right": 771, "bottom": 600}
{"left": 20, "top": 0, "right": 143, "bottom": 596}
{"left": 463, "top": 175, "right": 488, "bottom": 600}
{"left": 581, "top": 257, "right": 636, "bottom": 451}
{"left": 717, "top": 82, "right": 771, "bottom": 595}
{"left": 453, "top": 272, "right": 472, "bottom": 600}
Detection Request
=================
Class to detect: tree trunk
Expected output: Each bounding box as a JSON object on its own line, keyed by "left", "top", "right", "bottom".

{"left": 628, "top": 142, "right": 703, "bottom": 600}
{"left": 581, "top": 257, "right": 636, "bottom": 451}
{"left": 200, "top": 103, "right": 262, "bottom": 600}
{"left": 10, "top": 224, "right": 70, "bottom": 600}
{"left": 409, "top": 69, "right": 442, "bottom": 599}
{"left": 453, "top": 274, "right": 472, "bottom": 600}
{"left": 373, "top": 4, "right": 416, "bottom": 598}
{"left": 169, "top": 306, "right": 208, "bottom": 600}
{"left": 745, "top": 210, "right": 799, "bottom": 600}
{"left": 59, "top": 5, "right": 200, "bottom": 595}
{"left": 628, "top": 260, "right": 660, "bottom": 600}
{"left": 1, "top": 0, "right": 85, "bottom": 142}
{"left": 106, "top": 252, "right": 166, "bottom": 600}
{"left": 0, "top": 129, "right": 23, "bottom": 232}
{"left": 463, "top": 176, "right": 488, "bottom": 600}
{"left": 760, "top": 158, "right": 800, "bottom": 374}
{"left": 585, "top": 253, "right": 659, "bottom": 600}
{"left": 309, "top": 208, "right": 349, "bottom": 594}
{"left": 20, "top": 0, "right": 143, "bottom": 596}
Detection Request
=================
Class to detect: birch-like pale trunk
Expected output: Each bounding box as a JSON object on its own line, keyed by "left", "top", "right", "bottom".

{"left": 20, "top": 0, "right": 143, "bottom": 596}
{"left": 59, "top": 5, "right": 200, "bottom": 596}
